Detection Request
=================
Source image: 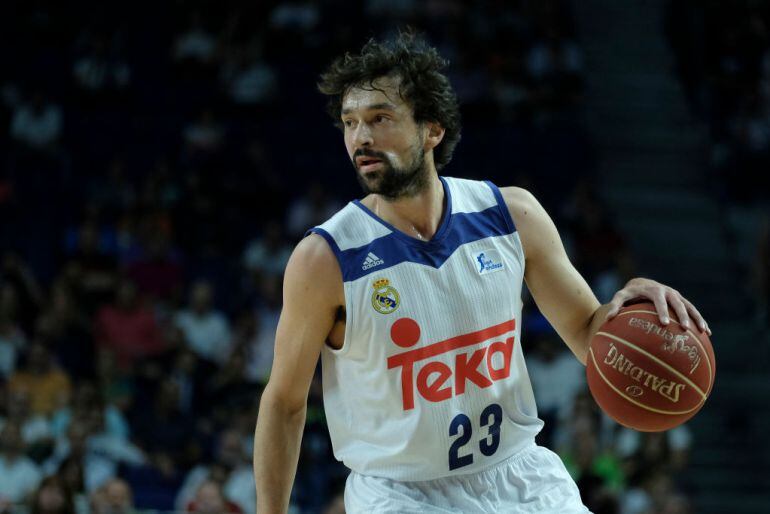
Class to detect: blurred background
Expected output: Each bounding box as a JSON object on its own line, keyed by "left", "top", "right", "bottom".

{"left": 0, "top": 0, "right": 769, "bottom": 513}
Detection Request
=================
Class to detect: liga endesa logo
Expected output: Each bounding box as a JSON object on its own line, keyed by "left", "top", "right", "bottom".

{"left": 386, "top": 318, "right": 517, "bottom": 410}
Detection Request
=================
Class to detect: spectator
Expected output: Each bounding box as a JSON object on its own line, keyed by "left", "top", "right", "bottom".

{"left": 45, "top": 418, "right": 144, "bottom": 494}
{"left": 659, "top": 493, "right": 692, "bottom": 514}
{"left": 93, "top": 349, "right": 134, "bottom": 417}
{"left": 0, "top": 310, "right": 25, "bottom": 379}
{"left": 125, "top": 229, "right": 184, "bottom": 302}
{"left": 10, "top": 91, "right": 63, "bottom": 153}
{"left": 620, "top": 468, "right": 677, "bottom": 514}
{"left": 204, "top": 343, "right": 258, "bottom": 412}
{"left": 131, "top": 378, "right": 195, "bottom": 472}
{"left": 50, "top": 381, "right": 129, "bottom": 443}
{"left": 64, "top": 221, "right": 119, "bottom": 314}
{"left": 620, "top": 431, "right": 687, "bottom": 486}
{"left": 565, "top": 184, "right": 630, "bottom": 301}
{"left": 242, "top": 221, "right": 292, "bottom": 280}
{"left": 90, "top": 478, "right": 135, "bottom": 514}
{"left": 182, "top": 110, "right": 225, "bottom": 160}
{"left": 30, "top": 476, "right": 75, "bottom": 514}
{"left": 527, "top": 24, "right": 583, "bottom": 82}
{"left": 615, "top": 426, "right": 692, "bottom": 473}
{"left": 245, "top": 275, "right": 282, "bottom": 384}
{"left": 174, "top": 280, "right": 232, "bottom": 365}
{"left": 94, "top": 279, "right": 166, "bottom": 370}
{"left": 220, "top": 43, "right": 277, "bottom": 107}
{"left": 85, "top": 159, "right": 137, "bottom": 220}
{"left": 168, "top": 347, "right": 214, "bottom": 417}
{"left": 229, "top": 406, "right": 258, "bottom": 460}
{"left": 173, "top": 13, "right": 219, "bottom": 66}
{"left": 175, "top": 429, "right": 255, "bottom": 514}
{"left": 526, "top": 334, "right": 585, "bottom": 447}
{"left": 72, "top": 37, "right": 131, "bottom": 95}
{"left": 54, "top": 448, "right": 87, "bottom": 508}
{"left": 186, "top": 480, "right": 242, "bottom": 514}
{"left": 0, "top": 253, "right": 45, "bottom": 336}
{"left": 37, "top": 283, "right": 95, "bottom": 381}
{"left": 561, "top": 421, "right": 624, "bottom": 511}
{"left": 7, "top": 341, "right": 71, "bottom": 417}
{"left": 0, "top": 421, "right": 42, "bottom": 505}
{"left": 269, "top": 1, "right": 320, "bottom": 32}
{"left": 0, "top": 389, "right": 53, "bottom": 459}
{"left": 295, "top": 374, "right": 339, "bottom": 512}
{"left": 285, "top": 182, "right": 341, "bottom": 239}
{"left": 137, "top": 159, "right": 181, "bottom": 211}
{"left": 490, "top": 50, "right": 531, "bottom": 121}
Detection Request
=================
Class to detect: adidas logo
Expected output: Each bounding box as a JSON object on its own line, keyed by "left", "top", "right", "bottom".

{"left": 362, "top": 252, "right": 385, "bottom": 270}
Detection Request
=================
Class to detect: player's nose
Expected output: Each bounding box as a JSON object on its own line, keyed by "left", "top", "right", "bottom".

{"left": 352, "top": 122, "right": 374, "bottom": 147}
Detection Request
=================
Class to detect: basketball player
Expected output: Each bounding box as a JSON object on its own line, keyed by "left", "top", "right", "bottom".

{"left": 253, "top": 32, "right": 710, "bottom": 513}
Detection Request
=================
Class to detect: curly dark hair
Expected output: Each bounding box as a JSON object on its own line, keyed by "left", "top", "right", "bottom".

{"left": 318, "top": 30, "right": 461, "bottom": 171}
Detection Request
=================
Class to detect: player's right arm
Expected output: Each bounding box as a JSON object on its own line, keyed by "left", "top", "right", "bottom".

{"left": 254, "top": 233, "right": 342, "bottom": 514}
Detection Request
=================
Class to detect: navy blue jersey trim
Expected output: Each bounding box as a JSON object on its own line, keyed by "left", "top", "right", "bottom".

{"left": 484, "top": 180, "right": 516, "bottom": 233}
{"left": 338, "top": 204, "right": 515, "bottom": 281}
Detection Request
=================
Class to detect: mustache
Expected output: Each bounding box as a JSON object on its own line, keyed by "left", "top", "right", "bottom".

{"left": 353, "top": 149, "right": 387, "bottom": 161}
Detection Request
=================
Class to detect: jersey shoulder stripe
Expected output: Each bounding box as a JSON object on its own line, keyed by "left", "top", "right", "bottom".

{"left": 306, "top": 177, "right": 517, "bottom": 282}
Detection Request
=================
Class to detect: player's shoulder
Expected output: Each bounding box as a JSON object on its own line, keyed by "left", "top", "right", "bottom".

{"left": 496, "top": 186, "right": 556, "bottom": 259}
{"left": 281, "top": 233, "right": 344, "bottom": 309}
{"left": 284, "top": 233, "right": 343, "bottom": 294}
{"left": 289, "top": 233, "right": 339, "bottom": 275}
{"left": 497, "top": 185, "right": 536, "bottom": 204}
{"left": 497, "top": 186, "right": 542, "bottom": 221}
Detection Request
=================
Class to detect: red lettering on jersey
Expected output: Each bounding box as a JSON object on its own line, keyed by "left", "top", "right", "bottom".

{"left": 455, "top": 347, "right": 493, "bottom": 395}
{"left": 417, "top": 362, "right": 452, "bottom": 403}
{"left": 387, "top": 319, "right": 517, "bottom": 410}
{"left": 487, "top": 338, "right": 514, "bottom": 380}
{"left": 399, "top": 361, "right": 416, "bottom": 410}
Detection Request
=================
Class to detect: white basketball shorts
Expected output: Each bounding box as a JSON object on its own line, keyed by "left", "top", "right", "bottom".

{"left": 344, "top": 442, "right": 591, "bottom": 513}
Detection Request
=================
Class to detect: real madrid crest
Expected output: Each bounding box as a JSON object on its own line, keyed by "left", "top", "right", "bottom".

{"left": 371, "top": 278, "right": 400, "bottom": 314}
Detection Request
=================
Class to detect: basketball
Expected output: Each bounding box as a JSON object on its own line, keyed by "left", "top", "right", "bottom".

{"left": 586, "top": 301, "right": 716, "bottom": 432}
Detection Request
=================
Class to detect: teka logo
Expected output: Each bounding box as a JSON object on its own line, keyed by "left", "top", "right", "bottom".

{"left": 386, "top": 318, "right": 516, "bottom": 410}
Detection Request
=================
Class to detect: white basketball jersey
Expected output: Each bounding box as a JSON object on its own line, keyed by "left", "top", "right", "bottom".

{"left": 308, "top": 176, "right": 543, "bottom": 481}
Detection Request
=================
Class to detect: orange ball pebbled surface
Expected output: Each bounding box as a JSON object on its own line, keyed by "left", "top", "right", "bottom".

{"left": 586, "top": 301, "right": 716, "bottom": 432}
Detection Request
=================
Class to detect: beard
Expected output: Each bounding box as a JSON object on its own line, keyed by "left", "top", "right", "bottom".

{"left": 353, "top": 142, "right": 428, "bottom": 201}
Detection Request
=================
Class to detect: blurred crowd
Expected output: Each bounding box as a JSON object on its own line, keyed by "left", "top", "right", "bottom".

{"left": 0, "top": 1, "right": 700, "bottom": 513}
{"left": 667, "top": 0, "right": 770, "bottom": 203}
{"left": 666, "top": 0, "right": 770, "bottom": 326}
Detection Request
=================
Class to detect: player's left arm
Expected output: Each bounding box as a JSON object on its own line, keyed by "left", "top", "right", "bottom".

{"left": 501, "top": 186, "right": 710, "bottom": 365}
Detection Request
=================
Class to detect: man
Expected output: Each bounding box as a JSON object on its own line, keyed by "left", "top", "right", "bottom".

{"left": 253, "top": 32, "right": 710, "bottom": 513}
{"left": 90, "top": 478, "right": 137, "bottom": 514}
{"left": 0, "top": 421, "right": 43, "bottom": 506}
{"left": 174, "top": 280, "right": 232, "bottom": 365}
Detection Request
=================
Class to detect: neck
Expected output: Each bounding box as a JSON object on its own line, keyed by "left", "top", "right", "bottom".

{"left": 367, "top": 172, "right": 445, "bottom": 241}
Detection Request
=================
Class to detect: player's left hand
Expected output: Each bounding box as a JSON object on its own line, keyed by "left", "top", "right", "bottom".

{"left": 606, "top": 277, "right": 711, "bottom": 335}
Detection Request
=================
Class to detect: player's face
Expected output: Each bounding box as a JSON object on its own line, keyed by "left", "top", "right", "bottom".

{"left": 341, "top": 76, "right": 428, "bottom": 200}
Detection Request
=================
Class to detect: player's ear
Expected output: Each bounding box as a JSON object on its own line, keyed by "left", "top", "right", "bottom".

{"left": 423, "top": 121, "right": 445, "bottom": 151}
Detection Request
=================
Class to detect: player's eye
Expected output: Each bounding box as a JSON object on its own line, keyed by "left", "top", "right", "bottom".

{"left": 374, "top": 115, "right": 387, "bottom": 123}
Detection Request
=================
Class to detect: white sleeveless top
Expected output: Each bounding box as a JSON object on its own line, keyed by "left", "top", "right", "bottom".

{"left": 308, "top": 176, "right": 543, "bottom": 481}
